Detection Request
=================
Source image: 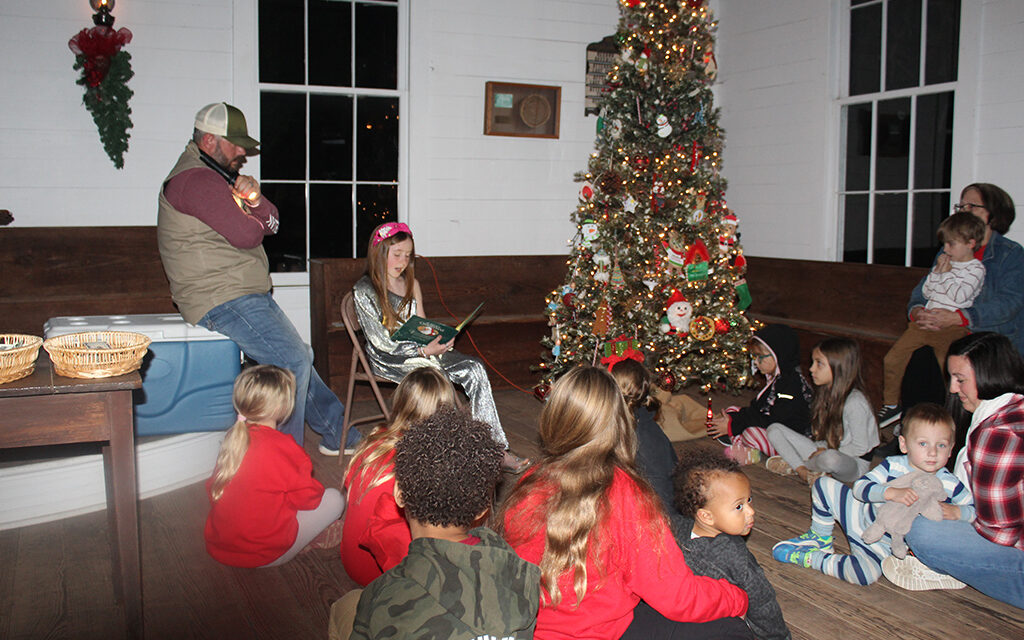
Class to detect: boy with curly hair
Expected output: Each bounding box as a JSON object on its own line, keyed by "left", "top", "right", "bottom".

{"left": 672, "top": 449, "right": 791, "bottom": 640}
{"left": 330, "top": 406, "right": 540, "bottom": 640}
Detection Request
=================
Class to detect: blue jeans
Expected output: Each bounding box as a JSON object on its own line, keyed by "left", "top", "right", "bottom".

{"left": 199, "top": 293, "right": 358, "bottom": 450}
{"left": 906, "top": 516, "right": 1024, "bottom": 609}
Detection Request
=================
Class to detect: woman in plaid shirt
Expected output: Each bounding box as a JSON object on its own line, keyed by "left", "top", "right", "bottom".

{"left": 898, "top": 332, "right": 1024, "bottom": 608}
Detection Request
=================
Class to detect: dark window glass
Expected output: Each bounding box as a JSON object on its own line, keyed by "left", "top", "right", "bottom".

{"left": 310, "top": 95, "right": 354, "bottom": 181}
{"left": 357, "top": 97, "right": 399, "bottom": 182}
{"left": 260, "top": 93, "right": 306, "bottom": 181}
{"left": 850, "top": 4, "right": 882, "bottom": 95}
{"left": 844, "top": 103, "right": 873, "bottom": 191}
{"left": 886, "top": 0, "right": 922, "bottom": 91}
{"left": 875, "top": 97, "right": 911, "bottom": 191}
{"left": 356, "top": 184, "right": 398, "bottom": 257}
{"left": 258, "top": 0, "right": 304, "bottom": 84}
{"left": 873, "top": 193, "right": 908, "bottom": 265}
{"left": 261, "top": 183, "right": 307, "bottom": 272}
{"left": 843, "top": 194, "right": 869, "bottom": 263}
{"left": 851, "top": 0, "right": 874, "bottom": 4}
{"left": 309, "top": 0, "right": 352, "bottom": 87}
{"left": 355, "top": 3, "right": 397, "bottom": 89}
{"left": 310, "top": 184, "right": 353, "bottom": 259}
{"left": 914, "top": 91, "right": 954, "bottom": 189}
{"left": 925, "top": 0, "right": 960, "bottom": 85}
{"left": 912, "top": 192, "right": 948, "bottom": 267}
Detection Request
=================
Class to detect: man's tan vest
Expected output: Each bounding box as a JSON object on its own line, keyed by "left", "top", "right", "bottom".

{"left": 157, "top": 142, "right": 272, "bottom": 324}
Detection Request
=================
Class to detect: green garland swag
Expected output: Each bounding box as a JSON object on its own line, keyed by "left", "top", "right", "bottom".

{"left": 73, "top": 50, "right": 134, "bottom": 169}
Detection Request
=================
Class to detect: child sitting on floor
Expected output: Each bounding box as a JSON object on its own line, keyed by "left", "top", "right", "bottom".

{"left": 771, "top": 403, "right": 974, "bottom": 585}
{"left": 673, "top": 449, "right": 791, "bottom": 640}
{"left": 330, "top": 406, "right": 540, "bottom": 640}
{"left": 204, "top": 365, "right": 346, "bottom": 568}
{"left": 611, "top": 358, "right": 678, "bottom": 511}
{"left": 706, "top": 324, "right": 813, "bottom": 465}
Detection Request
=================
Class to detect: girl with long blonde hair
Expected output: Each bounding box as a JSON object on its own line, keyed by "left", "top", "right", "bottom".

{"left": 350, "top": 221, "right": 528, "bottom": 472}
{"left": 500, "top": 366, "right": 750, "bottom": 640}
{"left": 340, "top": 367, "right": 459, "bottom": 586}
{"left": 204, "top": 365, "right": 346, "bottom": 567}
{"left": 766, "top": 338, "right": 879, "bottom": 484}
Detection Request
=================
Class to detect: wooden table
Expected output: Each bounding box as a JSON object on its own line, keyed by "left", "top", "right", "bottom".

{"left": 0, "top": 352, "right": 144, "bottom": 639}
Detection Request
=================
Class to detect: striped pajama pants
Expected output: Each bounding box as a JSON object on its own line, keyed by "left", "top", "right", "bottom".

{"left": 810, "top": 476, "right": 891, "bottom": 585}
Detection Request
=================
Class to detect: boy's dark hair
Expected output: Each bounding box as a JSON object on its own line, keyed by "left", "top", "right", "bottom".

{"left": 900, "top": 402, "right": 954, "bottom": 439}
{"left": 394, "top": 405, "right": 504, "bottom": 527}
{"left": 937, "top": 211, "right": 987, "bottom": 247}
{"left": 672, "top": 448, "right": 741, "bottom": 519}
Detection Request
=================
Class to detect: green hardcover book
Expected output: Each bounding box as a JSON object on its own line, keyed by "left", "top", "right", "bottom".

{"left": 391, "top": 302, "right": 484, "bottom": 346}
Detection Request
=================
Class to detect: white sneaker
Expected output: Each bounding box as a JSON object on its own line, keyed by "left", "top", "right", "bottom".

{"left": 881, "top": 555, "right": 967, "bottom": 591}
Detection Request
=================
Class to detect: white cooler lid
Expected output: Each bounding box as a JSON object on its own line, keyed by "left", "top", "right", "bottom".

{"left": 44, "top": 314, "right": 232, "bottom": 343}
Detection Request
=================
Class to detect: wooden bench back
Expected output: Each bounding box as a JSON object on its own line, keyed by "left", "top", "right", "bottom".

{"left": 0, "top": 226, "right": 175, "bottom": 335}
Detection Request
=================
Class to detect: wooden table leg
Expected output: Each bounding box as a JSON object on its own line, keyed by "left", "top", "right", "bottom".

{"left": 102, "top": 389, "right": 143, "bottom": 639}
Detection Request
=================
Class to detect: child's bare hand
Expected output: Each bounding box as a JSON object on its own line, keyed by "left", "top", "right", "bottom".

{"left": 940, "top": 503, "right": 961, "bottom": 520}
{"left": 420, "top": 335, "right": 454, "bottom": 357}
{"left": 935, "top": 253, "right": 952, "bottom": 273}
{"left": 706, "top": 415, "right": 729, "bottom": 438}
{"left": 884, "top": 487, "right": 919, "bottom": 506}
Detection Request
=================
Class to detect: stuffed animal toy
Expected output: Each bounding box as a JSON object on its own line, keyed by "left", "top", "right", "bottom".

{"left": 861, "top": 470, "right": 947, "bottom": 558}
{"left": 650, "top": 386, "right": 706, "bottom": 442}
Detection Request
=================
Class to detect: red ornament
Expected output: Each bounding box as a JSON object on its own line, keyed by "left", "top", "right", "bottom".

{"left": 533, "top": 382, "right": 551, "bottom": 401}
{"left": 714, "top": 317, "right": 729, "bottom": 334}
{"left": 659, "top": 372, "right": 676, "bottom": 391}
{"left": 562, "top": 291, "right": 577, "bottom": 309}
{"left": 690, "top": 141, "right": 702, "bottom": 172}
{"left": 634, "top": 154, "right": 650, "bottom": 169}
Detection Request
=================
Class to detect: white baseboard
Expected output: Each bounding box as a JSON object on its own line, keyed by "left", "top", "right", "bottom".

{"left": 0, "top": 432, "right": 224, "bottom": 531}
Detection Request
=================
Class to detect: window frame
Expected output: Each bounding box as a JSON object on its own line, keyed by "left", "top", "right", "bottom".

{"left": 833, "top": 0, "right": 979, "bottom": 265}
{"left": 233, "top": 0, "right": 409, "bottom": 286}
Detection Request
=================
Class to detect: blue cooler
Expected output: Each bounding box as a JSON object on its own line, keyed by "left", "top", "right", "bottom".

{"left": 44, "top": 314, "right": 242, "bottom": 436}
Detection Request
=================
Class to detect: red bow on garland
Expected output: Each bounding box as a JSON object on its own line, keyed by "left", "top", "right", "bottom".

{"left": 69, "top": 26, "right": 132, "bottom": 87}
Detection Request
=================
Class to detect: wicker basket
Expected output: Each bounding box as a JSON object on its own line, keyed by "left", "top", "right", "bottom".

{"left": 0, "top": 334, "right": 44, "bottom": 384}
{"left": 43, "top": 331, "right": 152, "bottom": 379}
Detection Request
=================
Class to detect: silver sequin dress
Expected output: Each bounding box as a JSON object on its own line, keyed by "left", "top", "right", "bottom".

{"left": 352, "top": 276, "right": 507, "bottom": 447}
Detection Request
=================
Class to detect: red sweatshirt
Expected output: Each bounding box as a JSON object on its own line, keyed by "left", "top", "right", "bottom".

{"left": 503, "top": 468, "right": 748, "bottom": 640}
{"left": 341, "top": 443, "right": 412, "bottom": 585}
{"left": 204, "top": 425, "right": 325, "bottom": 567}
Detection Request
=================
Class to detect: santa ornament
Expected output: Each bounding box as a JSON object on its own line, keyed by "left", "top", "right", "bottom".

{"left": 719, "top": 211, "right": 739, "bottom": 254}
{"left": 659, "top": 290, "right": 693, "bottom": 337}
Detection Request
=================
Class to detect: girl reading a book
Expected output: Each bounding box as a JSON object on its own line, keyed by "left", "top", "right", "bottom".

{"left": 352, "top": 222, "right": 529, "bottom": 472}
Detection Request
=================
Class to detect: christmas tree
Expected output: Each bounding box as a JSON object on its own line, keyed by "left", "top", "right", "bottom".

{"left": 539, "top": 0, "right": 756, "bottom": 395}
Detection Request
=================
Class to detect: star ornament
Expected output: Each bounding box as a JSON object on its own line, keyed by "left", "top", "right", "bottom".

{"left": 623, "top": 195, "right": 638, "bottom": 213}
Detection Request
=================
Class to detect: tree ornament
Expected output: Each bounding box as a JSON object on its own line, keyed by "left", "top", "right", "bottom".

{"left": 68, "top": 23, "right": 134, "bottom": 169}
{"left": 659, "top": 290, "right": 692, "bottom": 336}
{"left": 690, "top": 140, "right": 702, "bottom": 172}
{"left": 689, "top": 316, "right": 716, "bottom": 341}
{"left": 610, "top": 258, "right": 625, "bottom": 290}
{"left": 623, "top": 194, "right": 638, "bottom": 213}
{"left": 533, "top": 382, "right": 551, "bottom": 401}
{"left": 702, "top": 48, "right": 718, "bottom": 79}
{"left": 651, "top": 178, "right": 666, "bottom": 212}
{"left": 684, "top": 239, "right": 711, "bottom": 281}
{"left": 655, "top": 114, "right": 673, "bottom": 138}
{"left": 600, "top": 334, "right": 644, "bottom": 369}
{"left": 635, "top": 46, "right": 651, "bottom": 73}
{"left": 592, "top": 297, "right": 612, "bottom": 336}
{"left": 659, "top": 372, "right": 677, "bottom": 392}
{"left": 579, "top": 181, "right": 596, "bottom": 202}
{"left": 579, "top": 219, "right": 600, "bottom": 248}
{"left": 714, "top": 317, "right": 730, "bottom": 334}
{"left": 593, "top": 250, "right": 611, "bottom": 283}
{"left": 734, "top": 278, "right": 752, "bottom": 310}
{"left": 633, "top": 154, "right": 651, "bottom": 170}
{"left": 719, "top": 210, "right": 739, "bottom": 254}
{"left": 598, "top": 171, "right": 624, "bottom": 197}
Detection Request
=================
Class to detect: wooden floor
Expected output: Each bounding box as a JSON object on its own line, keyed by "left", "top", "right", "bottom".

{"left": 2, "top": 389, "right": 1022, "bottom": 640}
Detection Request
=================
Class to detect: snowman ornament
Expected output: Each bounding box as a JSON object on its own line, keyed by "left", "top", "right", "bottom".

{"left": 659, "top": 290, "right": 693, "bottom": 337}
{"left": 656, "top": 114, "right": 672, "bottom": 138}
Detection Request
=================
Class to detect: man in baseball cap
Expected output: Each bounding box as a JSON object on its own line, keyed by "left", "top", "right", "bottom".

{"left": 156, "top": 102, "right": 359, "bottom": 457}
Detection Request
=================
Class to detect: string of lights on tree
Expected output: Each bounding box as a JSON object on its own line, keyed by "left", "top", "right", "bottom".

{"left": 537, "top": 0, "right": 758, "bottom": 397}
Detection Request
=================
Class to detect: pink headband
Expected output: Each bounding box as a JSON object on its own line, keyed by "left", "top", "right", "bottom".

{"left": 372, "top": 222, "right": 412, "bottom": 246}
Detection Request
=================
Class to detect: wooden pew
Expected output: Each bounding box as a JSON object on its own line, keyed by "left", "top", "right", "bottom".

{"left": 0, "top": 227, "right": 176, "bottom": 336}
{"left": 743, "top": 256, "right": 929, "bottom": 406}
{"left": 309, "top": 255, "right": 570, "bottom": 397}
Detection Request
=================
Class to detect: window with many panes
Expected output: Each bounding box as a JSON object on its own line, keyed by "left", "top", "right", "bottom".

{"left": 839, "top": 0, "right": 960, "bottom": 266}
{"left": 258, "top": 0, "right": 401, "bottom": 272}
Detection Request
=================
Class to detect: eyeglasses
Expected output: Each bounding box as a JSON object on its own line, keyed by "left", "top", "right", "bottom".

{"left": 751, "top": 354, "right": 773, "bottom": 362}
{"left": 953, "top": 202, "right": 986, "bottom": 214}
